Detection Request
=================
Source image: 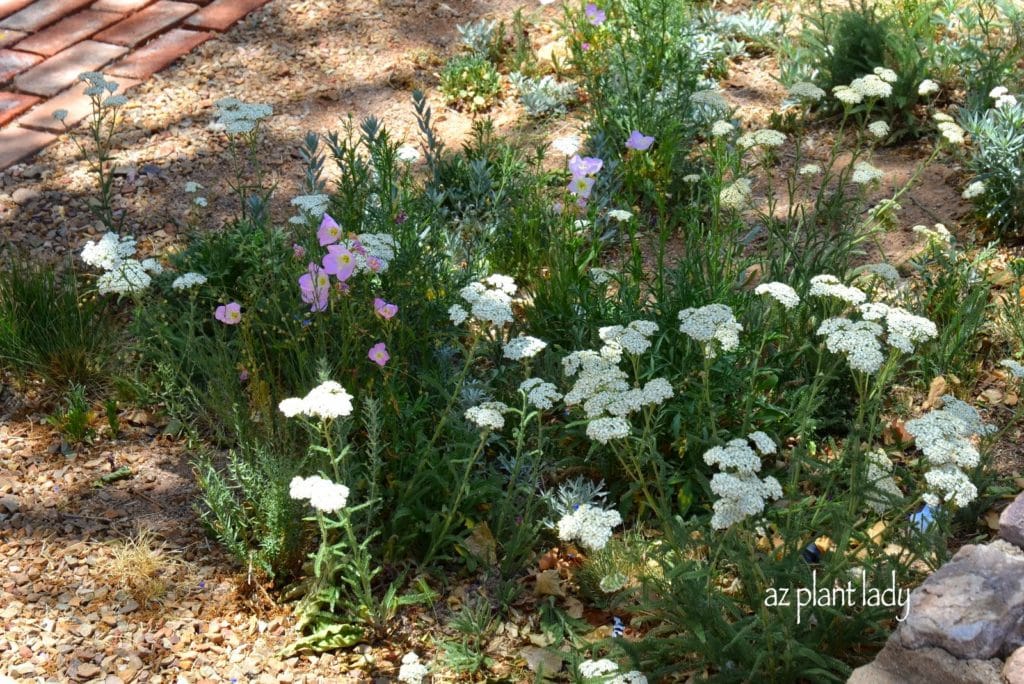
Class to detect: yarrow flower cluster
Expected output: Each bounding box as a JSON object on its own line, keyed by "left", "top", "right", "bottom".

{"left": 858, "top": 302, "right": 937, "bottom": 353}
{"left": 868, "top": 121, "right": 890, "bottom": 139}
{"left": 754, "top": 281, "right": 800, "bottom": 309}
{"left": 711, "top": 119, "right": 734, "bottom": 137}
{"left": 598, "top": 320, "right": 658, "bottom": 356}
{"left": 912, "top": 222, "right": 953, "bottom": 245}
{"left": 817, "top": 317, "right": 885, "bottom": 373}
{"left": 850, "top": 73, "right": 893, "bottom": 99}
{"left": 719, "top": 178, "right": 752, "bottom": 211}
{"left": 503, "top": 335, "right": 547, "bottom": 361}
{"left": 172, "top": 272, "right": 208, "bottom": 290}
{"left": 934, "top": 114, "right": 966, "bottom": 145}
{"left": 808, "top": 274, "right": 867, "bottom": 305}
{"left": 861, "top": 263, "right": 900, "bottom": 283}
{"left": 737, "top": 128, "right": 786, "bottom": 149}
{"left": 557, "top": 503, "right": 622, "bottom": 551}
{"left": 918, "top": 79, "right": 939, "bottom": 96}
{"left": 962, "top": 180, "right": 986, "bottom": 199}
{"left": 905, "top": 396, "right": 994, "bottom": 507}
{"left": 450, "top": 274, "right": 517, "bottom": 328}
{"left": 787, "top": 81, "right": 826, "bottom": 102}
{"left": 678, "top": 304, "right": 742, "bottom": 357}
{"left": 851, "top": 160, "right": 884, "bottom": 185}
{"left": 577, "top": 659, "right": 648, "bottom": 683}
{"left": 81, "top": 231, "right": 160, "bottom": 296}
{"left": 990, "top": 86, "right": 1018, "bottom": 109}
{"left": 465, "top": 401, "right": 510, "bottom": 431}
{"left": 704, "top": 437, "right": 782, "bottom": 530}
{"left": 289, "top": 475, "right": 349, "bottom": 513}
{"left": 519, "top": 378, "right": 562, "bottom": 410}
{"left": 397, "top": 653, "right": 429, "bottom": 684}
{"left": 213, "top": 97, "right": 273, "bottom": 135}
{"left": 798, "top": 163, "right": 822, "bottom": 176}
{"left": 279, "top": 380, "right": 355, "bottom": 420}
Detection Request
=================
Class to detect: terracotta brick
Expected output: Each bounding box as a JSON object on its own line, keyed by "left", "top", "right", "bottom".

{"left": 16, "top": 73, "right": 137, "bottom": 129}
{"left": 93, "top": 0, "right": 195, "bottom": 47}
{"left": 184, "top": 0, "right": 269, "bottom": 32}
{"left": 0, "top": 0, "right": 33, "bottom": 21}
{"left": 0, "top": 89, "right": 36, "bottom": 124}
{"left": 0, "top": 48, "right": 39, "bottom": 82}
{"left": 0, "top": 28, "right": 26, "bottom": 46}
{"left": 15, "top": 9, "right": 121, "bottom": 56}
{"left": 0, "top": 125, "right": 55, "bottom": 169}
{"left": 13, "top": 40, "right": 125, "bottom": 96}
{"left": 106, "top": 27, "right": 208, "bottom": 79}
{"left": 0, "top": 0, "right": 94, "bottom": 31}
{"left": 89, "top": 0, "right": 153, "bottom": 11}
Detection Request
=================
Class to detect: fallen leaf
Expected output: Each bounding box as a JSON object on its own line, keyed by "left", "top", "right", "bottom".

{"left": 462, "top": 521, "right": 497, "bottom": 565}
{"left": 923, "top": 376, "right": 947, "bottom": 409}
{"left": 984, "top": 509, "right": 1001, "bottom": 531}
{"left": 534, "top": 569, "right": 565, "bottom": 597}
{"left": 564, "top": 596, "right": 584, "bottom": 619}
{"left": 981, "top": 388, "right": 1004, "bottom": 404}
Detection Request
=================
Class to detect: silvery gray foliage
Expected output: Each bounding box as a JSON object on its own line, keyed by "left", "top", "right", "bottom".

{"left": 509, "top": 73, "right": 578, "bottom": 117}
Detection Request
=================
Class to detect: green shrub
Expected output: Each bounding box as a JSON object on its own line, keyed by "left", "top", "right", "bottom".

{"left": 439, "top": 54, "right": 502, "bottom": 111}
{"left": 962, "top": 98, "right": 1024, "bottom": 239}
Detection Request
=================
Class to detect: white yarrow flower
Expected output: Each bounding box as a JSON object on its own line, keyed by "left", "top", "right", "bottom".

{"left": 398, "top": 652, "right": 429, "bottom": 684}
{"left": 557, "top": 503, "right": 622, "bottom": 550}
{"left": 172, "top": 272, "right": 208, "bottom": 290}
{"left": 520, "top": 378, "right": 562, "bottom": 410}
{"left": 868, "top": 121, "right": 890, "bottom": 138}
{"left": 754, "top": 282, "right": 800, "bottom": 309}
{"left": 918, "top": 79, "right": 939, "bottom": 95}
{"left": 962, "top": 180, "right": 986, "bottom": 199}
{"left": 465, "top": 401, "right": 509, "bottom": 431}
{"left": 678, "top": 304, "right": 743, "bottom": 357}
{"left": 808, "top": 274, "right": 867, "bottom": 305}
{"left": 279, "top": 381, "right": 354, "bottom": 420}
{"left": 503, "top": 335, "right": 548, "bottom": 361}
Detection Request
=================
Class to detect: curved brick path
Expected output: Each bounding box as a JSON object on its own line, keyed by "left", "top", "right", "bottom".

{"left": 0, "top": 0, "right": 272, "bottom": 169}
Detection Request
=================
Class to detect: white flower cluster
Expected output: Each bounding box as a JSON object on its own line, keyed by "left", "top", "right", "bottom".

{"left": 905, "top": 395, "right": 994, "bottom": 508}
{"left": 289, "top": 194, "right": 331, "bottom": 224}
{"left": 290, "top": 475, "right": 349, "bottom": 513}
{"left": 962, "top": 181, "right": 986, "bottom": 199}
{"left": 738, "top": 128, "right": 787, "bottom": 149}
{"left": 798, "top": 163, "right": 822, "bottom": 176}
{"left": 868, "top": 121, "right": 890, "bottom": 139}
{"left": 748, "top": 431, "right": 777, "bottom": 454}
{"left": 851, "top": 160, "right": 884, "bottom": 185}
{"left": 607, "top": 209, "right": 633, "bottom": 222}
{"left": 754, "top": 281, "right": 800, "bottom": 309}
{"left": 990, "top": 86, "right": 1018, "bottom": 109}
{"left": 719, "top": 178, "right": 752, "bottom": 210}
{"left": 577, "top": 658, "right": 648, "bottom": 684}
{"left": 551, "top": 135, "right": 580, "bottom": 156}
{"left": 451, "top": 274, "right": 517, "bottom": 328}
{"left": 861, "top": 263, "right": 900, "bottom": 283}
{"left": 912, "top": 222, "right": 953, "bottom": 245}
{"left": 465, "top": 401, "right": 510, "bottom": 431}
{"left": 599, "top": 320, "right": 658, "bottom": 356}
{"left": 213, "top": 97, "right": 273, "bottom": 135}
{"left": 865, "top": 450, "right": 903, "bottom": 514}
{"left": 934, "top": 113, "right": 965, "bottom": 144}
{"left": 918, "top": 79, "right": 939, "bottom": 96}
{"left": 678, "top": 304, "right": 742, "bottom": 357}
{"left": 858, "top": 302, "right": 937, "bottom": 353}
{"left": 172, "top": 272, "right": 208, "bottom": 290}
{"left": 833, "top": 85, "right": 864, "bottom": 105}
{"left": 817, "top": 317, "right": 885, "bottom": 373}
{"left": 557, "top": 503, "right": 623, "bottom": 551}
{"left": 873, "top": 66, "right": 898, "bottom": 84}
{"left": 704, "top": 438, "right": 782, "bottom": 530}
{"left": 82, "top": 232, "right": 162, "bottom": 296}
{"left": 520, "top": 378, "right": 562, "bottom": 410}
{"left": 562, "top": 327, "right": 673, "bottom": 444}
{"left": 279, "top": 381, "right": 354, "bottom": 420}
{"left": 851, "top": 73, "right": 894, "bottom": 99}
{"left": 503, "top": 335, "right": 547, "bottom": 361}
{"left": 711, "top": 119, "right": 734, "bottom": 137}
{"left": 808, "top": 274, "right": 867, "bottom": 305}
{"left": 397, "top": 652, "right": 428, "bottom": 684}
{"left": 788, "top": 81, "right": 826, "bottom": 101}
{"left": 348, "top": 233, "right": 396, "bottom": 274}
{"left": 82, "top": 232, "right": 137, "bottom": 270}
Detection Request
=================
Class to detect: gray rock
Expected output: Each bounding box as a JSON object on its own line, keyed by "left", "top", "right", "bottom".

{"left": 1005, "top": 646, "right": 1024, "bottom": 684}
{"left": 1000, "top": 493, "right": 1024, "bottom": 550}
{"left": 899, "top": 543, "right": 1024, "bottom": 659}
{"left": 848, "top": 640, "right": 1003, "bottom": 684}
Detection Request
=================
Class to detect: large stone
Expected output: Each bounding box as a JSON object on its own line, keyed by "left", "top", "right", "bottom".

{"left": 1000, "top": 492, "right": 1024, "bottom": 550}
{"left": 848, "top": 640, "right": 1003, "bottom": 684}
{"left": 898, "top": 541, "right": 1024, "bottom": 659}
{"left": 1005, "top": 646, "right": 1024, "bottom": 684}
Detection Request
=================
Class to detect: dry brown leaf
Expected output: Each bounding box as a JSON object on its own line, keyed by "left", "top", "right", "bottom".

{"left": 981, "top": 388, "right": 1004, "bottom": 405}
{"left": 563, "top": 596, "right": 584, "bottom": 619}
{"left": 923, "top": 376, "right": 947, "bottom": 409}
{"left": 984, "top": 509, "right": 1002, "bottom": 531}
{"left": 463, "top": 521, "right": 497, "bottom": 565}
{"left": 534, "top": 569, "right": 565, "bottom": 597}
